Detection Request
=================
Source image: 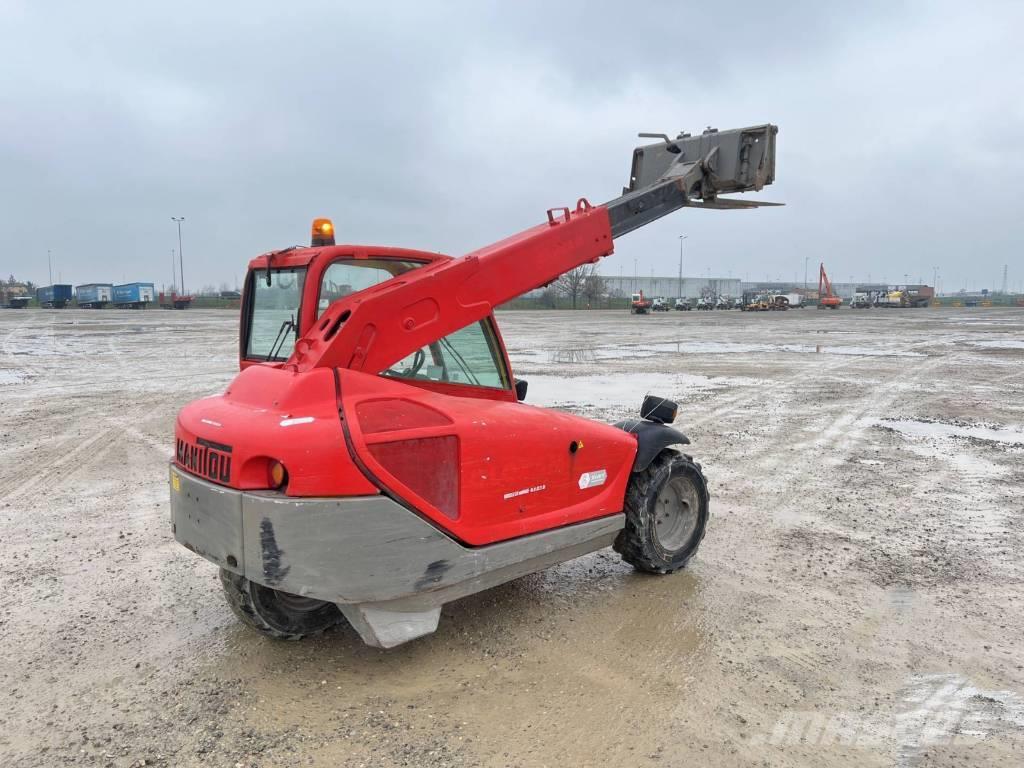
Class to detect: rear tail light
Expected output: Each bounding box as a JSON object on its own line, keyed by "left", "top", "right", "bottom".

{"left": 269, "top": 460, "right": 288, "bottom": 489}
{"left": 368, "top": 436, "right": 459, "bottom": 519}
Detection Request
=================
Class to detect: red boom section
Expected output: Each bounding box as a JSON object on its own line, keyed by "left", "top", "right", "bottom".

{"left": 286, "top": 201, "right": 613, "bottom": 374}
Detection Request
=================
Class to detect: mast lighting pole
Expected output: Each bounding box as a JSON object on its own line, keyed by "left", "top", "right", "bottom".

{"left": 171, "top": 217, "right": 186, "bottom": 295}
{"left": 678, "top": 235, "right": 687, "bottom": 299}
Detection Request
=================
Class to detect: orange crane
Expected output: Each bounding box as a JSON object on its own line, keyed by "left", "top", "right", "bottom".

{"left": 818, "top": 262, "right": 842, "bottom": 309}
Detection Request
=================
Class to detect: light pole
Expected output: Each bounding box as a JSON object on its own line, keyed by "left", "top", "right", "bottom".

{"left": 48, "top": 249, "right": 53, "bottom": 285}
{"left": 171, "top": 217, "right": 186, "bottom": 295}
{"left": 171, "top": 249, "right": 177, "bottom": 293}
{"left": 678, "top": 234, "right": 687, "bottom": 299}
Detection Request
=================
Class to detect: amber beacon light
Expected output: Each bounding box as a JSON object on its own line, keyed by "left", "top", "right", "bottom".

{"left": 311, "top": 218, "right": 335, "bottom": 246}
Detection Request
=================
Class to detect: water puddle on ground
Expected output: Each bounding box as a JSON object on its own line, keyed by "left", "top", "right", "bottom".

{"left": 525, "top": 372, "right": 733, "bottom": 409}
{"left": 970, "top": 340, "right": 1024, "bottom": 350}
{"left": 873, "top": 418, "right": 1024, "bottom": 446}
{"left": 0, "top": 369, "right": 28, "bottom": 385}
{"left": 543, "top": 341, "right": 927, "bottom": 362}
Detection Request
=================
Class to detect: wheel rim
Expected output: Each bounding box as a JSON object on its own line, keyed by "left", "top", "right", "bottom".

{"left": 270, "top": 590, "right": 330, "bottom": 614}
{"left": 654, "top": 475, "right": 700, "bottom": 552}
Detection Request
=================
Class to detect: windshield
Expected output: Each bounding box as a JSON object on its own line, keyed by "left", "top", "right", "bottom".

{"left": 318, "top": 259, "right": 424, "bottom": 316}
{"left": 246, "top": 267, "right": 305, "bottom": 361}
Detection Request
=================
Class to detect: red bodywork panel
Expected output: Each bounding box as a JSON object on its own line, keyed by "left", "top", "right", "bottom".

{"left": 174, "top": 201, "right": 637, "bottom": 546}
{"left": 339, "top": 369, "right": 635, "bottom": 545}
{"left": 175, "top": 366, "right": 377, "bottom": 497}
{"left": 173, "top": 365, "right": 636, "bottom": 546}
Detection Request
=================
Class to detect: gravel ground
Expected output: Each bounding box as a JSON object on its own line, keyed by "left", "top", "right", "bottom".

{"left": 1, "top": 306, "right": 1022, "bottom": 767}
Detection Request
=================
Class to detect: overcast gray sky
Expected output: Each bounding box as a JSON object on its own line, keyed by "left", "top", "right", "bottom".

{"left": 2, "top": 1, "right": 1022, "bottom": 293}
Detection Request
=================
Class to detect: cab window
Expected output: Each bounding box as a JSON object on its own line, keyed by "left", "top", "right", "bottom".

{"left": 245, "top": 267, "right": 305, "bottom": 360}
{"left": 383, "top": 320, "right": 509, "bottom": 390}
{"left": 319, "top": 259, "right": 423, "bottom": 316}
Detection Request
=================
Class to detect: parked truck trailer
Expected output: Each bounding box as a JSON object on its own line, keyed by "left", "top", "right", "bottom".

{"left": 75, "top": 283, "right": 114, "bottom": 309}
{"left": 113, "top": 282, "right": 155, "bottom": 309}
{"left": 37, "top": 284, "right": 73, "bottom": 308}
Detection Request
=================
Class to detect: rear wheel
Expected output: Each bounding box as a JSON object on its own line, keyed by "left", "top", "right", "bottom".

{"left": 219, "top": 569, "right": 343, "bottom": 640}
{"left": 614, "top": 450, "right": 709, "bottom": 574}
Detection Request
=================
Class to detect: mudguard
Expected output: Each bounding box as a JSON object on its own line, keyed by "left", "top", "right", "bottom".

{"left": 612, "top": 419, "right": 691, "bottom": 472}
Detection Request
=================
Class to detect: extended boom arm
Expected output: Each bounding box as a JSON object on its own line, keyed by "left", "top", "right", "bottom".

{"left": 287, "top": 124, "right": 779, "bottom": 375}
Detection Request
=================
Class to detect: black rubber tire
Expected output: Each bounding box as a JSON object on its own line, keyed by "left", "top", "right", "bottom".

{"left": 614, "top": 449, "right": 709, "bottom": 574}
{"left": 218, "top": 569, "right": 343, "bottom": 640}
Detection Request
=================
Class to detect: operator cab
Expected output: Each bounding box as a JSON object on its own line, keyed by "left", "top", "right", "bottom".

{"left": 242, "top": 254, "right": 427, "bottom": 364}
{"left": 240, "top": 218, "right": 442, "bottom": 367}
{"left": 238, "top": 218, "right": 518, "bottom": 401}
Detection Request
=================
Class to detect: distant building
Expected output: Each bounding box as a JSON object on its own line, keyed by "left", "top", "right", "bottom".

{"left": 602, "top": 275, "right": 742, "bottom": 299}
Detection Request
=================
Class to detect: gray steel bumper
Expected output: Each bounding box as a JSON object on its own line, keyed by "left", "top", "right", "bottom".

{"left": 169, "top": 464, "right": 623, "bottom": 647}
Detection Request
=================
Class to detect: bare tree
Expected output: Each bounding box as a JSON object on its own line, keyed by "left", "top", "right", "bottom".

{"left": 582, "top": 271, "right": 607, "bottom": 308}
{"left": 554, "top": 265, "right": 596, "bottom": 309}
{"left": 538, "top": 287, "right": 557, "bottom": 309}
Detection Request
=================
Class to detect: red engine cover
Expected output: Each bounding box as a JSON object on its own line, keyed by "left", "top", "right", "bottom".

{"left": 174, "top": 365, "right": 376, "bottom": 497}
{"left": 174, "top": 362, "right": 638, "bottom": 546}
{"left": 339, "top": 370, "right": 637, "bottom": 545}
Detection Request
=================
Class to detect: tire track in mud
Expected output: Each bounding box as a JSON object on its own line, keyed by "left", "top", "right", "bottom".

{"left": 1, "top": 319, "right": 46, "bottom": 381}
{"left": 1, "top": 396, "right": 180, "bottom": 505}
{"left": 787, "top": 350, "right": 1024, "bottom": 465}
{"left": 673, "top": 330, "right": 964, "bottom": 433}
{"left": 1, "top": 331, "right": 227, "bottom": 504}
{"left": 686, "top": 355, "right": 952, "bottom": 723}
{"left": 754, "top": 355, "right": 946, "bottom": 499}
{"left": 0, "top": 373, "right": 171, "bottom": 504}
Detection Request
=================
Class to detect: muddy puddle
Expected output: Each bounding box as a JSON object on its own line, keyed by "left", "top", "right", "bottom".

{"left": 536, "top": 340, "right": 928, "bottom": 363}
{"left": 970, "top": 339, "right": 1024, "bottom": 350}
{"left": 525, "top": 371, "right": 763, "bottom": 409}
{"left": 872, "top": 417, "right": 1024, "bottom": 446}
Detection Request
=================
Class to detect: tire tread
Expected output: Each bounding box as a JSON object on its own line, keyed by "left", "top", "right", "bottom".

{"left": 614, "top": 450, "right": 709, "bottom": 574}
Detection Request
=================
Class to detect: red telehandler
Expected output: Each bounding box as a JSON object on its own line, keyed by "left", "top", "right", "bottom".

{"left": 171, "top": 125, "right": 779, "bottom": 647}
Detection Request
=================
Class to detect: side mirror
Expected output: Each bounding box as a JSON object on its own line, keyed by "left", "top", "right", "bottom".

{"left": 515, "top": 379, "right": 528, "bottom": 402}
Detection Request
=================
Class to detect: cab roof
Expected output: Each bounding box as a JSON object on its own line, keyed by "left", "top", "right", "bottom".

{"left": 247, "top": 245, "right": 452, "bottom": 271}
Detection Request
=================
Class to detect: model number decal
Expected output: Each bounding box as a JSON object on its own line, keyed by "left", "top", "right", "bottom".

{"left": 578, "top": 469, "right": 608, "bottom": 490}
{"left": 503, "top": 484, "right": 546, "bottom": 500}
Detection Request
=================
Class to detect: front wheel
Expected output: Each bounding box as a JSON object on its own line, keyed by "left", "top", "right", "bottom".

{"left": 219, "top": 569, "right": 343, "bottom": 640}
{"left": 614, "top": 450, "right": 709, "bottom": 574}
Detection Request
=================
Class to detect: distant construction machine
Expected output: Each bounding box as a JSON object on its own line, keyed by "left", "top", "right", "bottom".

{"left": 818, "top": 263, "right": 842, "bottom": 309}
{"left": 630, "top": 290, "right": 653, "bottom": 314}
{"left": 158, "top": 291, "right": 194, "bottom": 310}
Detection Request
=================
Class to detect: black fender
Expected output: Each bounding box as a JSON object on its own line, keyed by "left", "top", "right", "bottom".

{"left": 613, "top": 419, "right": 691, "bottom": 472}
